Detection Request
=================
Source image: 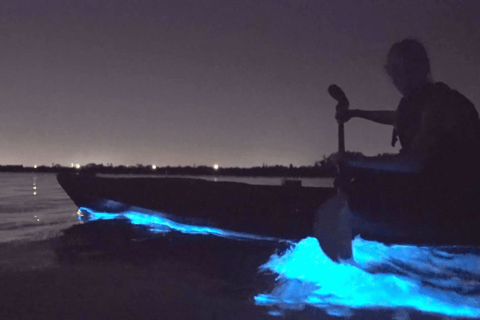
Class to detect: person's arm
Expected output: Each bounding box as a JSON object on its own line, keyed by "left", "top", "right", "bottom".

{"left": 349, "top": 110, "right": 396, "bottom": 126}
{"left": 336, "top": 108, "right": 396, "bottom": 126}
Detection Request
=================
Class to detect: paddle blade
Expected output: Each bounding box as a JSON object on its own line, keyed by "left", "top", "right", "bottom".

{"left": 328, "top": 84, "right": 349, "bottom": 106}
{"left": 313, "top": 192, "right": 353, "bottom": 262}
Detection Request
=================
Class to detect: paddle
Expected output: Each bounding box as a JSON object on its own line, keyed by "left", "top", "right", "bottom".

{"left": 313, "top": 84, "right": 353, "bottom": 263}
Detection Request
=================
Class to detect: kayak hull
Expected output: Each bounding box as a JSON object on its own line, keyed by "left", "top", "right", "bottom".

{"left": 57, "top": 173, "right": 335, "bottom": 240}
{"left": 57, "top": 173, "right": 480, "bottom": 246}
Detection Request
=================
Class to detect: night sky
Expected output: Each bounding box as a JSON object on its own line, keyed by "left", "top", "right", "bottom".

{"left": 1, "top": 0, "right": 479, "bottom": 167}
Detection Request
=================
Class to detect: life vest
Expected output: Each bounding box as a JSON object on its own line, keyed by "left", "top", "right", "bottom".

{"left": 391, "top": 82, "right": 480, "bottom": 174}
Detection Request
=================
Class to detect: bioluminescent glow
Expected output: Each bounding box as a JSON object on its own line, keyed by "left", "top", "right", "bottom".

{"left": 76, "top": 201, "right": 480, "bottom": 318}
{"left": 255, "top": 237, "right": 480, "bottom": 318}
{"left": 78, "top": 206, "right": 282, "bottom": 242}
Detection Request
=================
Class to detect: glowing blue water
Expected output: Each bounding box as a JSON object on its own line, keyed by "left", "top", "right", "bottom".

{"left": 77, "top": 206, "right": 282, "bottom": 242}
{"left": 77, "top": 203, "right": 480, "bottom": 318}
{"left": 254, "top": 237, "right": 480, "bottom": 318}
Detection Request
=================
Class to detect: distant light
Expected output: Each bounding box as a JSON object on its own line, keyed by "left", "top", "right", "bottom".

{"left": 33, "top": 186, "right": 36, "bottom": 190}
{"left": 75, "top": 164, "right": 81, "bottom": 169}
{"left": 33, "top": 165, "right": 37, "bottom": 169}
{"left": 37, "top": 219, "right": 40, "bottom": 222}
{"left": 33, "top": 191, "right": 37, "bottom": 195}
{"left": 71, "top": 163, "right": 74, "bottom": 168}
{"left": 213, "top": 164, "right": 219, "bottom": 170}
{"left": 152, "top": 165, "right": 157, "bottom": 170}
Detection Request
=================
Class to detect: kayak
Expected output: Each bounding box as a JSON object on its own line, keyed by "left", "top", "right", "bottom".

{"left": 57, "top": 172, "right": 335, "bottom": 240}
{"left": 57, "top": 172, "right": 480, "bottom": 246}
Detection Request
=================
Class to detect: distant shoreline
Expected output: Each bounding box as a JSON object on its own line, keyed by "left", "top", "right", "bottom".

{"left": 0, "top": 164, "right": 336, "bottom": 178}
{"left": 0, "top": 152, "right": 380, "bottom": 178}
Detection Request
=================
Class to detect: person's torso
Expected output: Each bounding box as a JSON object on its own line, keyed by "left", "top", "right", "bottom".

{"left": 393, "top": 82, "right": 480, "bottom": 177}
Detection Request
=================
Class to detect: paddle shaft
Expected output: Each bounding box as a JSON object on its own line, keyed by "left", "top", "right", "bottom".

{"left": 330, "top": 84, "right": 353, "bottom": 261}
{"left": 313, "top": 85, "right": 353, "bottom": 262}
{"left": 338, "top": 122, "right": 345, "bottom": 154}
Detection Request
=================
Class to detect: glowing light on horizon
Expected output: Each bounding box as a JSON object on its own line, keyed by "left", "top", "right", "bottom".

{"left": 255, "top": 237, "right": 480, "bottom": 318}
{"left": 213, "top": 164, "right": 219, "bottom": 170}
{"left": 33, "top": 165, "right": 37, "bottom": 169}
{"left": 152, "top": 165, "right": 157, "bottom": 170}
{"left": 75, "top": 163, "right": 81, "bottom": 169}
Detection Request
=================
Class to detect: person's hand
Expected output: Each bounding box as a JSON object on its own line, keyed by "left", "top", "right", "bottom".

{"left": 330, "top": 152, "right": 349, "bottom": 171}
{"left": 331, "top": 153, "right": 354, "bottom": 192}
{"left": 335, "top": 108, "right": 352, "bottom": 123}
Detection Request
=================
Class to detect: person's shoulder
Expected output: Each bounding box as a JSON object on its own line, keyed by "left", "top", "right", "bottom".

{"left": 425, "top": 82, "right": 452, "bottom": 101}
{"left": 421, "top": 82, "right": 480, "bottom": 134}
{"left": 425, "top": 82, "right": 476, "bottom": 115}
{"left": 432, "top": 82, "right": 450, "bottom": 91}
{"left": 432, "top": 82, "right": 474, "bottom": 106}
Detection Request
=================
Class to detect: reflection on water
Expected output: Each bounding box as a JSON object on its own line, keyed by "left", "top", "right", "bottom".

{"left": 78, "top": 206, "right": 283, "bottom": 243}
{"left": 0, "top": 173, "right": 78, "bottom": 242}
{"left": 254, "top": 237, "right": 480, "bottom": 318}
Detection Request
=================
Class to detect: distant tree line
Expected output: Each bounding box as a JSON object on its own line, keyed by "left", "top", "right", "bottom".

{"left": 0, "top": 152, "right": 394, "bottom": 177}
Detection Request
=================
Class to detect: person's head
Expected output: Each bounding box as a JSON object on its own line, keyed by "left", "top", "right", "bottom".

{"left": 385, "top": 39, "right": 432, "bottom": 96}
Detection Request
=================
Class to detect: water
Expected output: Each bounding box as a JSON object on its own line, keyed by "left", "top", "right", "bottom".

{"left": 2, "top": 172, "right": 480, "bottom": 319}
{"left": 0, "top": 173, "right": 78, "bottom": 243}
{"left": 0, "top": 173, "right": 332, "bottom": 243}
{"left": 255, "top": 237, "right": 480, "bottom": 318}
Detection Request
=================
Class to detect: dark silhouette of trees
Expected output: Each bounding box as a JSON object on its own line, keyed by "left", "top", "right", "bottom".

{"left": 0, "top": 151, "right": 394, "bottom": 177}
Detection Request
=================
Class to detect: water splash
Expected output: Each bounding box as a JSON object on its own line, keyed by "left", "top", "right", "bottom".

{"left": 254, "top": 237, "right": 480, "bottom": 318}
{"left": 76, "top": 201, "right": 480, "bottom": 318}
{"left": 77, "top": 205, "right": 282, "bottom": 242}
